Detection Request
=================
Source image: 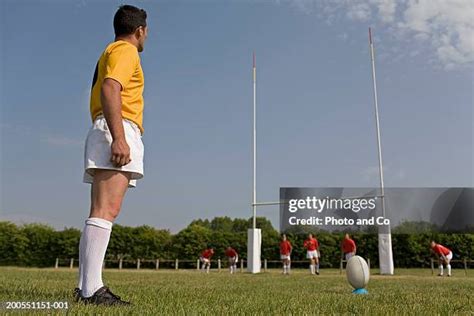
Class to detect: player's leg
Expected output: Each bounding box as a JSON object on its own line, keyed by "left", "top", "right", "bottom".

{"left": 200, "top": 258, "right": 206, "bottom": 271}
{"left": 446, "top": 252, "right": 452, "bottom": 276}
{"left": 281, "top": 257, "right": 287, "bottom": 274}
{"left": 80, "top": 170, "right": 131, "bottom": 298}
{"left": 233, "top": 256, "right": 238, "bottom": 273}
{"left": 314, "top": 251, "right": 319, "bottom": 275}
{"left": 438, "top": 258, "right": 444, "bottom": 276}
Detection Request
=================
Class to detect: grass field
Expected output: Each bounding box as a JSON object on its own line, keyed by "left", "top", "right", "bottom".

{"left": 1, "top": 267, "right": 473, "bottom": 315}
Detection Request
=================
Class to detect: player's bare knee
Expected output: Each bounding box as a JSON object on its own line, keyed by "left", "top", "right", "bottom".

{"left": 104, "top": 204, "right": 122, "bottom": 220}
{"left": 90, "top": 204, "right": 121, "bottom": 221}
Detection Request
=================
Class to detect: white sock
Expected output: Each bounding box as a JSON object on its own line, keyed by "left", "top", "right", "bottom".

{"left": 316, "top": 263, "right": 320, "bottom": 272}
{"left": 80, "top": 217, "right": 113, "bottom": 298}
{"left": 447, "top": 264, "right": 451, "bottom": 275}
{"left": 439, "top": 265, "right": 443, "bottom": 275}
{"left": 310, "top": 264, "right": 315, "bottom": 274}
{"left": 283, "top": 265, "right": 287, "bottom": 273}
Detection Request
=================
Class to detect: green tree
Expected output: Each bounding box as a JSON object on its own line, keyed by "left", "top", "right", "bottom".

{"left": 0, "top": 222, "right": 29, "bottom": 265}
{"left": 131, "top": 226, "right": 172, "bottom": 259}
{"left": 172, "top": 225, "right": 212, "bottom": 259}
{"left": 21, "top": 223, "right": 56, "bottom": 267}
{"left": 210, "top": 217, "right": 234, "bottom": 232}
{"left": 54, "top": 227, "right": 81, "bottom": 259}
{"left": 108, "top": 225, "right": 135, "bottom": 260}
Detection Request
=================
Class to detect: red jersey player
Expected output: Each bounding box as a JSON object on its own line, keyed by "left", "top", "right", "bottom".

{"left": 279, "top": 234, "right": 292, "bottom": 275}
{"left": 200, "top": 248, "right": 214, "bottom": 273}
{"left": 304, "top": 234, "right": 320, "bottom": 275}
{"left": 225, "top": 247, "right": 238, "bottom": 274}
{"left": 341, "top": 233, "right": 357, "bottom": 261}
{"left": 431, "top": 241, "right": 452, "bottom": 276}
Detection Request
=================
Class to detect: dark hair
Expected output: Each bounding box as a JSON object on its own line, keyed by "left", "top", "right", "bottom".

{"left": 113, "top": 5, "right": 147, "bottom": 37}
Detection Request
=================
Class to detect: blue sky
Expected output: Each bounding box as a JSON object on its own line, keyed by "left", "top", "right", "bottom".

{"left": 1, "top": 0, "right": 472, "bottom": 232}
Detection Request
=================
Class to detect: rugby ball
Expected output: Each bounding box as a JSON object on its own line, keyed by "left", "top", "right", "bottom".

{"left": 346, "top": 256, "right": 370, "bottom": 289}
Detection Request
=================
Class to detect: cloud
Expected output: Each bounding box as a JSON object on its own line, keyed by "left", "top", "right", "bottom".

{"left": 399, "top": 0, "right": 474, "bottom": 69}
{"left": 345, "top": 2, "right": 371, "bottom": 21}
{"left": 284, "top": 0, "right": 474, "bottom": 70}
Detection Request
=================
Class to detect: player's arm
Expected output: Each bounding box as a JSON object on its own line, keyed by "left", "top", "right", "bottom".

{"left": 102, "top": 44, "right": 138, "bottom": 167}
{"left": 101, "top": 78, "right": 131, "bottom": 167}
{"left": 433, "top": 251, "right": 440, "bottom": 262}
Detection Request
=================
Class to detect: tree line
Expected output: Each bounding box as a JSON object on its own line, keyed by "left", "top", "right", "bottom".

{"left": 1, "top": 217, "right": 473, "bottom": 268}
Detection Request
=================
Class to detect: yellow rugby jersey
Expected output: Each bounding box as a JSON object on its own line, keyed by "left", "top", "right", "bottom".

{"left": 90, "top": 40, "right": 145, "bottom": 133}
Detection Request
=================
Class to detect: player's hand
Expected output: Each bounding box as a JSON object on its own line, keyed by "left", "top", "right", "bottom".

{"left": 110, "top": 138, "right": 131, "bottom": 167}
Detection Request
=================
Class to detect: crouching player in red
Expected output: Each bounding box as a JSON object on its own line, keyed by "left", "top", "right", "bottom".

{"left": 304, "top": 234, "right": 320, "bottom": 275}
{"left": 225, "top": 247, "right": 238, "bottom": 274}
{"left": 431, "top": 241, "right": 453, "bottom": 276}
{"left": 280, "top": 234, "right": 292, "bottom": 275}
{"left": 200, "top": 248, "right": 214, "bottom": 274}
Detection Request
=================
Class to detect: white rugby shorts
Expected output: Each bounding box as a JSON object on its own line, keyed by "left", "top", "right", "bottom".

{"left": 83, "top": 116, "right": 144, "bottom": 188}
{"left": 306, "top": 250, "right": 319, "bottom": 259}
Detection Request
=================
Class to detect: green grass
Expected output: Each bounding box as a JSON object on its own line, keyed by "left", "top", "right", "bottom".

{"left": 1, "top": 267, "right": 473, "bottom": 315}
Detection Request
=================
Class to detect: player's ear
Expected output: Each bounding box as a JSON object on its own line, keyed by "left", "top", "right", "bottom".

{"left": 135, "top": 26, "right": 143, "bottom": 39}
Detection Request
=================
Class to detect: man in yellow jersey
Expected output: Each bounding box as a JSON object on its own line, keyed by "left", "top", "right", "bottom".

{"left": 75, "top": 5, "right": 147, "bottom": 306}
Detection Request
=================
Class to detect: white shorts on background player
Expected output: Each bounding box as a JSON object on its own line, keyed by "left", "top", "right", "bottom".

{"left": 83, "top": 116, "right": 144, "bottom": 188}
{"left": 280, "top": 254, "right": 290, "bottom": 260}
{"left": 306, "top": 250, "right": 319, "bottom": 259}
{"left": 444, "top": 252, "right": 453, "bottom": 261}
{"left": 200, "top": 257, "right": 210, "bottom": 264}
